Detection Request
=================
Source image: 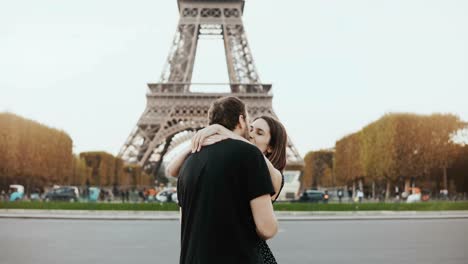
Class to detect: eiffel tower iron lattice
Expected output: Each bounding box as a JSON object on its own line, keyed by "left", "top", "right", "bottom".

{"left": 118, "top": 0, "right": 304, "bottom": 180}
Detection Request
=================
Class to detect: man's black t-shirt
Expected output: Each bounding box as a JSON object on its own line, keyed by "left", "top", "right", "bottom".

{"left": 177, "top": 138, "right": 275, "bottom": 264}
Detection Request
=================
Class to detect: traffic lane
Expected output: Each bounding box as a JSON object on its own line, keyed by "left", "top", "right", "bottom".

{"left": 0, "top": 219, "right": 180, "bottom": 264}
{"left": 1, "top": 218, "right": 467, "bottom": 264}
{"left": 269, "top": 219, "right": 468, "bottom": 264}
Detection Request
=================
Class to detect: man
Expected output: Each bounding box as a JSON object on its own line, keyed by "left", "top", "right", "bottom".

{"left": 177, "top": 96, "right": 278, "bottom": 264}
{"left": 337, "top": 188, "right": 343, "bottom": 203}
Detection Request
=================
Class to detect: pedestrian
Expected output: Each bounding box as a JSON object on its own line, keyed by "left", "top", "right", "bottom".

{"left": 121, "top": 188, "right": 125, "bottom": 203}
{"left": 337, "top": 188, "right": 343, "bottom": 203}
{"left": 138, "top": 189, "right": 144, "bottom": 202}
{"left": 143, "top": 188, "right": 148, "bottom": 202}
{"left": 394, "top": 186, "right": 400, "bottom": 201}
{"left": 357, "top": 189, "right": 364, "bottom": 203}
{"left": 324, "top": 190, "right": 330, "bottom": 204}
{"left": 379, "top": 189, "right": 386, "bottom": 202}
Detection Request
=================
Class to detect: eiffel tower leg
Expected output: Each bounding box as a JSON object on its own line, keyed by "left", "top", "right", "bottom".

{"left": 119, "top": 124, "right": 160, "bottom": 164}
{"left": 149, "top": 135, "right": 175, "bottom": 185}
{"left": 160, "top": 22, "right": 200, "bottom": 90}
{"left": 223, "top": 24, "right": 263, "bottom": 92}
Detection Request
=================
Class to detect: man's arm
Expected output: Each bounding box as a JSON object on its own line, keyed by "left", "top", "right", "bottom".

{"left": 244, "top": 144, "right": 277, "bottom": 240}
{"left": 250, "top": 194, "right": 278, "bottom": 240}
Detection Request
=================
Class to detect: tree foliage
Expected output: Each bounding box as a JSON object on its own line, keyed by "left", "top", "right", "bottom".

{"left": 0, "top": 113, "right": 152, "bottom": 191}
{"left": 333, "top": 113, "right": 466, "bottom": 188}
{"left": 0, "top": 113, "right": 73, "bottom": 191}
{"left": 79, "top": 152, "right": 152, "bottom": 187}
{"left": 334, "top": 132, "right": 363, "bottom": 184}
{"left": 302, "top": 150, "right": 334, "bottom": 189}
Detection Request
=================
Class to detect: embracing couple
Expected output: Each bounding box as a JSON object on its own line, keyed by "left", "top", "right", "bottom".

{"left": 167, "top": 96, "right": 288, "bottom": 264}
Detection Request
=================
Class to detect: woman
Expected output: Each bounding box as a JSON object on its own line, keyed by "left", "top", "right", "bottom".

{"left": 167, "top": 116, "right": 288, "bottom": 264}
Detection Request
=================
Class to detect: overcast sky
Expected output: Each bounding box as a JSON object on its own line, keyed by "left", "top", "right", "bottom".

{"left": 1, "top": 0, "right": 467, "bottom": 156}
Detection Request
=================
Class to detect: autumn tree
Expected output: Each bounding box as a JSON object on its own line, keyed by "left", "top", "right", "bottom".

{"left": 301, "top": 150, "right": 334, "bottom": 190}
{"left": 0, "top": 113, "right": 73, "bottom": 192}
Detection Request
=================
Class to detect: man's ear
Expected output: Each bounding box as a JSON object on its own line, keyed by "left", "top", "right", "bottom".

{"left": 238, "top": 115, "right": 245, "bottom": 129}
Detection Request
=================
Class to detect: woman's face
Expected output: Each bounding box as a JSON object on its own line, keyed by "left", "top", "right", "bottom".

{"left": 249, "top": 118, "right": 272, "bottom": 154}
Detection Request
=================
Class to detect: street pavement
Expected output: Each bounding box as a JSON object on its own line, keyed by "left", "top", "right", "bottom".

{"left": 1, "top": 218, "right": 467, "bottom": 264}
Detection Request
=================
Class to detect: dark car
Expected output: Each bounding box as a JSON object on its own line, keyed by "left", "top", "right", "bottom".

{"left": 44, "top": 187, "right": 80, "bottom": 202}
{"left": 297, "top": 190, "right": 325, "bottom": 203}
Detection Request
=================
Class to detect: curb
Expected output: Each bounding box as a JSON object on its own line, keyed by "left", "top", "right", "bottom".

{"left": 1, "top": 209, "right": 468, "bottom": 221}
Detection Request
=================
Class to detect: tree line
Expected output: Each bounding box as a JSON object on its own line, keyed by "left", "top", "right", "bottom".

{"left": 301, "top": 113, "right": 468, "bottom": 196}
{"left": 0, "top": 113, "right": 152, "bottom": 193}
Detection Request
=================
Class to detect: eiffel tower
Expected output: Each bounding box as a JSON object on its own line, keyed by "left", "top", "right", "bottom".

{"left": 118, "top": 0, "right": 303, "bottom": 182}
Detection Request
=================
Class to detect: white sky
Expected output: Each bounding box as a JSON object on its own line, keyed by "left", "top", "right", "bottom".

{"left": 1, "top": 0, "right": 467, "bottom": 156}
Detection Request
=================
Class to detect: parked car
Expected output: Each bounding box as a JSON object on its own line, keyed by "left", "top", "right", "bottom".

{"left": 406, "top": 187, "right": 422, "bottom": 203}
{"left": 88, "top": 187, "right": 101, "bottom": 202}
{"left": 407, "top": 193, "right": 421, "bottom": 203}
{"left": 99, "top": 188, "right": 114, "bottom": 202}
{"left": 9, "top": 184, "right": 24, "bottom": 201}
{"left": 30, "top": 193, "right": 41, "bottom": 201}
{"left": 155, "top": 188, "right": 178, "bottom": 203}
{"left": 44, "top": 186, "right": 80, "bottom": 202}
{"left": 297, "top": 190, "right": 325, "bottom": 203}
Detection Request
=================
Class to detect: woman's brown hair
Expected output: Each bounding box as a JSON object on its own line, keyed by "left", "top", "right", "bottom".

{"left": 255, "top": 116, "right": 287, "bottom": 172}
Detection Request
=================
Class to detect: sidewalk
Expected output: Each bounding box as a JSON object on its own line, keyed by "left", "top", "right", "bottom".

{"left": 1, "top": 209, "right": 468, "bottom": 221}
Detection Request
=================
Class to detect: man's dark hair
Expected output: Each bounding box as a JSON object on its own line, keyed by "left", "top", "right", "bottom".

{"left": 208, "top": 96, "right": 247, "bottom": 130}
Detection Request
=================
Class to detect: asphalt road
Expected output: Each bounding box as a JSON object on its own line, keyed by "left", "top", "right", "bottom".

{"left": 1, "top": 218, "right": 467, "bottom": 264}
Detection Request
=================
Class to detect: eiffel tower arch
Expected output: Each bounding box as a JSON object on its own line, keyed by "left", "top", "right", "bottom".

{"left": 118, "top": 0, "right": 304, "bottom": 188}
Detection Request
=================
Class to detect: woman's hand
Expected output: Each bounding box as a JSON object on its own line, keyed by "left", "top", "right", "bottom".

{"left": 191, "top": 124, "right": 249, "bottom": 152}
